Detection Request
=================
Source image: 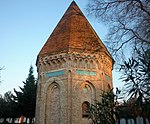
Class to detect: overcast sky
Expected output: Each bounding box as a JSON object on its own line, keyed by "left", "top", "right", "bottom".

{"left": 0, "top": 0, "right": 122, "bottom": 95}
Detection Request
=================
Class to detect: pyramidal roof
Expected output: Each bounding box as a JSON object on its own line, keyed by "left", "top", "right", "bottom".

{"left": 38, "top": 1, "right": 111, "bottom": 58}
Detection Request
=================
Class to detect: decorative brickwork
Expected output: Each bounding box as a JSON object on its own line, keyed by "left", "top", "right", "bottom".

{"left": 35, "top": 1, "right": 114, "bottom": 124}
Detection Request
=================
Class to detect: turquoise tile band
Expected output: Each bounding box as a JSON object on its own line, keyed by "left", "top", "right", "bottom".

{"left": 76, "top": 70, "right": 96, "bottom": 76}
{"left": 46, "top": 70, "right": 64, "bottom": 77}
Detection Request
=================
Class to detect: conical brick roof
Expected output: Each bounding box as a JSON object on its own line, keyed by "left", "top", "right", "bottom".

{"left": 38, "top": 1, "right": 111, "bottom": 58}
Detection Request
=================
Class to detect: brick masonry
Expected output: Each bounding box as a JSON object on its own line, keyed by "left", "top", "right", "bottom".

{"left": 35, "top": 1, "right": 114, "bottom": 124}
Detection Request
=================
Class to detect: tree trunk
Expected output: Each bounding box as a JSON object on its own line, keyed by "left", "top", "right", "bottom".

{"left": 143, "top": 117, "right": 146, "bottom": 124}
{"left": 133, "top": 117, "right": 137, "bottom": 124}
{"left": 3, "top": 118, "right": 8, "bottom": 124}
{"left": 25, "top": 117, "right": 28, "bottom": 123}
{"left": 148, "top": 115, "right": 150, "bottom": 124}
{"left": 11, "top": 118, "right": 15, "bottom": 123}
{"left": 118, "top": 118, "right": 120, "bottom": 124}
{"left": 125, "top": 118, "right": 128, "bottom": 124}
{"left": 29, "top": 117, "right": 33, "bottom": 124}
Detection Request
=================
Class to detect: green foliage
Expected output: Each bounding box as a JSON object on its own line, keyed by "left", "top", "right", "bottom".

{"left": 0, "top": 66, "right": 37, "bottom": 123}
{"left": 119, "top": 49, "right": 150, "bottom": 123}
{"left": 0, "top": 94, "right": 6, "bottom": 118}
{"left": 90, "top": 89, "right": 116, "bottom": 124}
{"left": 0, "top": 91, "right": 18, "bottom": 123}
{"left": 120, "top": 49, "right": 150, "bottom": 103}
{"left": 13, "top": 65, "right": 37, "bottom": 123}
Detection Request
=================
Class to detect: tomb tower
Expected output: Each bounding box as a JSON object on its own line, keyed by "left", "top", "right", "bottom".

{"left": 35, "top": 1, "right": 114, "bottom": 124}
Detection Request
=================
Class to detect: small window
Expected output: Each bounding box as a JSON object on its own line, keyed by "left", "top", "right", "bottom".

{"left": 105, "top": 74, "right": 111, "bottom": 81}
{"left": 107, "top": 84, "right": 111, "bottom": 90}
{"left": 83, "top": 85, "right": 89, "bottom": 93}
{"left": 82, "top": 101, "right": 90, "bottom": 118}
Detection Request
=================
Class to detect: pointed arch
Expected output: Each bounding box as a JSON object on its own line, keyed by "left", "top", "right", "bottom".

{"left": 44, "top": 77, "right": 66, "bottom": 124}
{"left": 45, "top": 82, "right": 60, "bottom": 124}
{"left": 79, "top": 81, "right": 96, "bottom": 104}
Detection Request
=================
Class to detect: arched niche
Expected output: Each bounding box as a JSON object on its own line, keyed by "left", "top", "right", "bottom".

{"left": 45, "top": 82, "right": 60, "bottom": 124}
{"left": 78, "top": 81, "right": 96, "bottom": 119}
{"left": 79, "top": 81, "right": 96, "bottom": 102}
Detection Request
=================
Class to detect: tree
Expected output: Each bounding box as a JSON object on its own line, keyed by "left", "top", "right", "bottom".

{"left": 14, "top": 66, "right": 37, "bottom": 124}
{"left": 120, "top": 49, "right": 150, "bottom": 102}
{"left": 87, "top": 1, "right": 150, "bottom": 122}
{"left": 0, "top": 91, "right": 17, "bottom": 123}
{"left": 120, "top": 49, "right": 150, "bottom": 123}
{"left": 0, "top": 94, "right": 5, "bottom": 119}
{"left": 90, "top": 89, "right": 116, "bottom": 124}
{"left": 87, "top": 0, "right": 150, "bottom": 61}
{"left": 3, "top": 91, "right": 19, "bottom": 123}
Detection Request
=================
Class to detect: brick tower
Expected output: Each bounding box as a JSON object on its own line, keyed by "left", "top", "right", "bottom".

{"left": 35, "top": 1, "right": 114, "bottom": 124}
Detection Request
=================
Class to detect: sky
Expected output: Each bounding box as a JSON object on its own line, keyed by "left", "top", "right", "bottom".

{"left": 0, "top": 0, "right": 122, "bottom": 95}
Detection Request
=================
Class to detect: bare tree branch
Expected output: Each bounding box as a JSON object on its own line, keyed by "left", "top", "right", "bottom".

{"left": 87, "top": 0, "right": 150, "bottom": 61}
{"left": 0, "top": 66, "right": 4, "bottom": 85}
